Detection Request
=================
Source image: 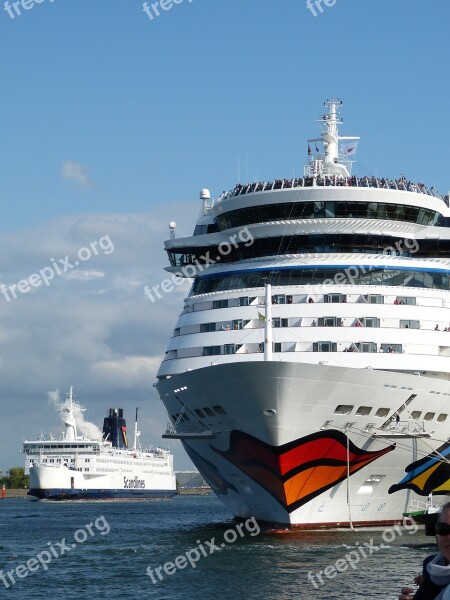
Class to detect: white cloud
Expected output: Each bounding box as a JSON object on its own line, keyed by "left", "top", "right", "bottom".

{"left": 61, "top": 160, "right": 94, "bottom": 188}
{"left": 65, "top": 269, "right": 105, "bottom": 281}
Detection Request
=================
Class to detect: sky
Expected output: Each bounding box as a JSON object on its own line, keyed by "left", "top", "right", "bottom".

{"left": 0, "top": 0, "right": 449, "bottom": 472}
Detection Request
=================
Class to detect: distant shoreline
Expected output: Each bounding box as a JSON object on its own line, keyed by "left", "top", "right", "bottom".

{"left": 1, "top": 489, "right": 29, "bottom": 499}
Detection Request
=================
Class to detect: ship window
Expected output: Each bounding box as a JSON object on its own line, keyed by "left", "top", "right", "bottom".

{"left": 274, "top": 343, "right": 282, "bottom": 353}
{"left": 213, "top": 300, "right": 229, "bottom": 309}
{"left": 424, "top": 412, "right": 435, "bottom": 421}
{"left": 334, "top": 405, "right": 353, "bottom": 415}
{"left": 200, "top": 323, "right": 216, "bottom": 333}
{"left": 318, "top": 317, "right": 342, "bottom": 327}
{"left": 411, "top": 411, "right": 422, "bottom": 419}
{"left": 400, "top": 320, "right": 420, "bottom": 329}
{"left": 356, "top": 406, "right": 372, "bottom": 416}
{"left": 203, "top": 407, "right": 215, "bottom": 417}
{"left": 354, "top": 342, "right": 377, "bottom": 353}
{"left": 232, "top": 320, "right": 244, "bottom": 330}
{"left": 313, "top": 342, "right": 337, "bottom": 352}
{"left": 194, "top": 409, "right": 206, "bottom": 418}
{"left": 212, "top": 405, "right": 227, "bottom": 415}
{"left": 396, "top": 296, "right": 416, "bottom": 306}
{"left": 438, "top": 414, "right": 448, "bottom": 422}
{"left": 224, "top": 344, "right": 236, "bottom": 355}
{"left": 239, "top": 297, "right": 249, "bottom": 306}
{"left": 375, "top": 408, "right": 389, "bottom": 417}
{"left": 272, "top": 295, "right": 286, "bottom": 304}
{"left": 362, "top": 318, "right": 380, "bottom": 328}
{"left": 381, "top": 344, "right": 403, "bottom": 353}
{"left": 363, "top": 294, "right": 384, "bottom": 304}
{"left": 174, "top": 328, "right": 180, "bottom": 336}
{"left": 324, "top": 294, "right": 347, "bottom": 303}
{"left": 203, "top": 346, "right": 221, "bottom": 356}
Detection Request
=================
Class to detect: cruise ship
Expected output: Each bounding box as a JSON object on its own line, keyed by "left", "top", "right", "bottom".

{"left": 155, "top": 99, "right": 450, "bottom": 527}
{"left": 24, "top": 388, "right": 177, "bottom": 500}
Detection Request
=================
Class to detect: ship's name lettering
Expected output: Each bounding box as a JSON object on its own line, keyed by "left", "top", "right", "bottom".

{"left": 123, "top": 476, "right": 145, "bottom": 489}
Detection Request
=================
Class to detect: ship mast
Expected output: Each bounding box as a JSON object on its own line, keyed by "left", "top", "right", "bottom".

{"left": 133, "top": 407, "right": 140, "bottom": 451}
{"left": 306, "top": 97, "right": 360, "bottom": 178}
{"left": 264, "top": 283, "right": 273, "bottom": 361}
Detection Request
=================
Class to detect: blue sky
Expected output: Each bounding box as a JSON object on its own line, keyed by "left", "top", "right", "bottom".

{"left": 0, "top": 0, "right": 449, "bottom": 469}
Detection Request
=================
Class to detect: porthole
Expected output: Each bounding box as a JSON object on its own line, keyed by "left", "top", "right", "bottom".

{"left": 263, "top": 409, "right": 277, "bottom": 417}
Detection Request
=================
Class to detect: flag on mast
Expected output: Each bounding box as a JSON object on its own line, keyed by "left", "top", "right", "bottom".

{"left": 341, "top": 141, "right": 359, "bottom": 157}
{"left": 308, "top": 144, "right": 312, "bottom": 156}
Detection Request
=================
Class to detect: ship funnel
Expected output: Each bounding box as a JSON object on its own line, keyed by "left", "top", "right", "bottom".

{"left": 103, "top": 408, "right": 128, "bottom": 448}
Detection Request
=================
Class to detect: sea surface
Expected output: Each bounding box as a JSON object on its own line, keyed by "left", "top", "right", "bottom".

{"left": 0, "top": 495, "right": 437, "bottom": 599}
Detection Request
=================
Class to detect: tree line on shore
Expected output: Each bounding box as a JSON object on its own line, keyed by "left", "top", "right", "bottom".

{"left": 0, "top": 467, "right": 29, "bottom": 489}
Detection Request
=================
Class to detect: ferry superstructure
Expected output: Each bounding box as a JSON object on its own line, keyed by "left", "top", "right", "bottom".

{"left": 24, "top": 388, "right": 176, "bottom": 500}
{"left": 156, "top": 99, "right": 450, "bottom": 527}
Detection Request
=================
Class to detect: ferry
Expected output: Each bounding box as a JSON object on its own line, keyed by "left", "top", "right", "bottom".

{"left": 156, "top": 98, "right": 450, "bottom": 527}
{"left": 24, "top": 388, "right": 177, "bottom": 500}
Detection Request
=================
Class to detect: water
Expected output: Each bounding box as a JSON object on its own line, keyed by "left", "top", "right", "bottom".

{"left": 0, "top": 495, "right": 436, "bottom": 599}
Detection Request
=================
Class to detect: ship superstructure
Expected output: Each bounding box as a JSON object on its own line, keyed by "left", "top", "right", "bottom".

{"left": 156, "top": 99, "right": 450, "bottom": 527}
{"left": 24, "top": 388, "right": 176, "bottom": 500}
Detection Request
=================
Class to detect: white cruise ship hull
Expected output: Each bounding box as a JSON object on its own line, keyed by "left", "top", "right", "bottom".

{"left": 157, "top": 361, "right": 450, "bottom": 526}
{"left": 29, "top": 464, "right": 177, "bottom": 501}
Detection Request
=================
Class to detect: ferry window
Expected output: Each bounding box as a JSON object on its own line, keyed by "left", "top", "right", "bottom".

{"left": 224, "top": 344, "right": 236, "bottom": 355}
{"left": 356, "top": 406, "right": 372, "bottom": 416}
{"left": 364, "top": 294, "right": 384, "bottom": 304}
{"left": 334, "top": 405, "right": 353, "bottom": 415}
{"left": 174, "top": 328, "right": 180, "bottom": 336}
{"left": 287, "top": 295, "right": 293, "bottom": 304}
{"left": 213, "top": 300, "right": 229, "bottom": 309}
{"left": 274, "top": 343, "right": 282, "bottom": 353}
{"left": 411, "top": 411, "right": 422, "bottom": 419}
{"left": 239, "top": 297, "right": 249, "bottom": 306}
{"left": 203, "top": 346, "right": 221, "bottom": 356}
{"left": 232, "top": 320, "right": 244, "bottom": 330}
{"left": 396, "top": 296, "right": 416, "bottom": 306}
{"left": 212, "top": 405, "right": 227, "bottom": 415}
{"left": 375, "top": 408, "right": 389, "bottom": 417}
{"left": 200, "top": 323, "right": 216, "bottom": 333}
{"left": 400, "top": 320, "right": 420, "bottom": 329}
{"left": 203, "top": 407, "right": 215, "bottom": 417}
{"left": 438, "top": 414, "right": 448, "bottom": 422}
{"left": 273, "top": 318, "right": 281, "bottom": 328}
{"left": 194, "top": 409, "right": 206, "bottom": 418}
{"left": 281, "top": 318, "right": 289, "bottom": 327}
{"left": 424, "top": 412, "right": 435, "bottom": 421}
{"left": 313, "top": 342, "right": 337, "bottom": 352}
{"left": 272, "top": 295, "right": 286, "bottom": 304}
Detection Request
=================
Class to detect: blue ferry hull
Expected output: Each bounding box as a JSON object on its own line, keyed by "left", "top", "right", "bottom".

{"left": 28, "top": 488, "right": 177, "bottom": 501}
